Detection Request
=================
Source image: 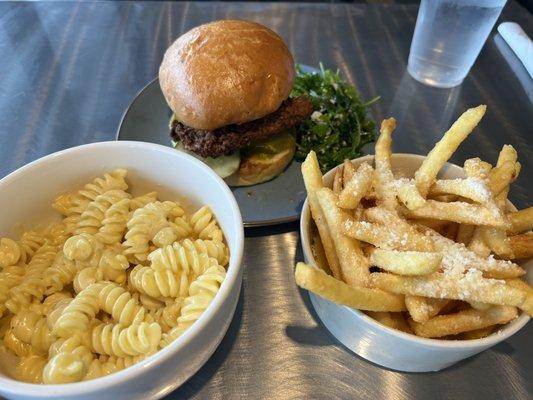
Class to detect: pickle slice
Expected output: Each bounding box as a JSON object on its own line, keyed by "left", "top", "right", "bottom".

{"left": 172, "top": 141, "right": 241, "bottom": 179}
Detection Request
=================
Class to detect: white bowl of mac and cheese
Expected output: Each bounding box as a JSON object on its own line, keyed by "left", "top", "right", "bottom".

{"left": 0, "top": 141, "right": 244, "bottom": 399}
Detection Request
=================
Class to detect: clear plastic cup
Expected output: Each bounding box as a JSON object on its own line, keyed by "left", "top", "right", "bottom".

{"left": 408, "top": 0, "right": 507, "bottom": 88}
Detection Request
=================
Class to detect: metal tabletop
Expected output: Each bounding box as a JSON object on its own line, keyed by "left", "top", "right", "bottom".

{"left": 1, "top": 1, "right": 532, "bottom": 399}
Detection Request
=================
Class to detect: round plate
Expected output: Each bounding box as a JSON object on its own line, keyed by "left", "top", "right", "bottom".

{"left": 117, "top": 65, "right": 318, "bottom": 227}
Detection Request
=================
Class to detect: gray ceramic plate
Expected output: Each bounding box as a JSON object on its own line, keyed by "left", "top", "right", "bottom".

{"left": 117, "top": 65, "right": 317, "bottom": 227}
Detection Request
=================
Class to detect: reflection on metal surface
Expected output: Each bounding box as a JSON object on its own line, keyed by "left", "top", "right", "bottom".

{"left": 387, "top": 69, "right": 462, "bottom": 148}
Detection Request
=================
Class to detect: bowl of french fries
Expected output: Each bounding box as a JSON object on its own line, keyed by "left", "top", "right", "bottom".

{"left": 296, "top": 105, "right": 532, "bottom": 372}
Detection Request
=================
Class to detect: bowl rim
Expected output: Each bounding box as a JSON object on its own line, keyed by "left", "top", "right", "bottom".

{"left": 300, "top": 152, "right": 531, "bottom": 349}
{"left": 0, "top": 141, "right": 245, "bottom": 396}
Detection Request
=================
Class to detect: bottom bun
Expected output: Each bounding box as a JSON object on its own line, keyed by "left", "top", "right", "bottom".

{"left": 230, "top": 141, "right": 296, "bottom": 187}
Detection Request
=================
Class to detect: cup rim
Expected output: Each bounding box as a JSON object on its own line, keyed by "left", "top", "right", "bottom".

{"left": 0, "top": 141, "right": 245, "bottom": 396}
{"left": 299, "top": 152, "right": 531, "bottom": 349}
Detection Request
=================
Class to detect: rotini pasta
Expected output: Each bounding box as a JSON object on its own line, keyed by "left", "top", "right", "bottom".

{"left": 152, "top": 226, "right": 179, "bottom": 248}
{"left": 6, "top": 244, "right": 57, "bottom": 313}
{"left": 182, "top": 238, "right": 229, "bottom": 266}
{"left": 46, "top": 298, "right": 72, "bottom": 331}
{"left": 135, "top": 293, "right": 165, "bottom": 311}
{"left": 28, "top": 291, "right": 71, "bottom": 315}
{"left": 44, "top": 222, "right": 70, "bottom": 247}
{"left": 48, "top": 335, "right": 95, "bottom": 368}
{"left": 148, "top": 299, "right": 183, "bottom": 333}
{"left": 161, "top": 265, "right": 226, "bottom": 347}
{"left": 98, "top": 247, "right": 129, "bottom": 284}
{"left": 130, "top": 192, "right": 158, "bottom": 211}
{"left": 0, "top": 238, "right": 21, "bottom": 267}
{"left": 43, "top": 352, "right": 87, "bottom": 384}
{"left": 4, "top": 329, "right": 33, "bottom": 357}
{"left": 129, "top": 265, "right": 189, "bottom": 299}
{"left": 63, "top": 234, "right": 103, "bottom": 269}
{"left": 148, "top": 242, "right": 220, "bottom": 279}
{"left": 1, "top": 169, "right": 228, "bottom": 384}
{"left": 122, "top": 202, "right": 174, "bottom": 262}
{"left": 61, "top": 169, "right": 128, "bottom": 234}
{"left": 10, "top": 309, "right": 53, "bottom": 355}
{"left": 73, "top": 267, "right": 102, "bottom": 294}
{"left": 53, "top": 283, "right": 102, "bottom": 337}
{"left": 89, "top": 321, "right": 161, "bottom": 357}
{"left": 45, "top": 253, "right": 79, "bottom": 295}
{"left": 0, "top": 266, "right": 24, "bottom": 316}
{"left": 97, "top": 282, "right": 146, "bottom": 326}
{"left": 52, "top": 193, "right": 76, "bottom": 216}
{"left": 75, "top": 190, "right": 130, "bottom": 236}
{"left": 16, "top": 355, "right": 47, "bottom": 383}
{"left": 98, "top": 198, "right": 131, "bottom": 245}
{"left": 190, "top": 206, "right": 224, "bottom": 241}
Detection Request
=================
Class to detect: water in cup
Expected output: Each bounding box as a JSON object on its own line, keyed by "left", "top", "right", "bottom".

{"left": 408, "top": 0, "right": 507, "bottom": 88}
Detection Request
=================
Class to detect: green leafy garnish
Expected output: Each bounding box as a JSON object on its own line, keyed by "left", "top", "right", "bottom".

{"left": 291, "top": 63, "right": 379, "bottom": 172}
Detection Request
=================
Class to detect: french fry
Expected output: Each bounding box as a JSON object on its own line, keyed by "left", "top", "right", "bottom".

{"left": 365, "top": 311, "right": 393, "bottom": 327}
{"left": 506, "top": 278, "right": 533, "bottom": 315}
{"left": 370, "top": 249, "right": 441, "bottom": 276}
{"left": 311, "top": 231, "right": 330, "bottom": 274}
{"left": 463, "top": 158, "right": 492, "bottom": 180}
{"left": 295, "top": 263, "right": 406, "bottom": 312}
{"left": 508, "top": 207, "right": 533, "bottom": 235}
{"left": 414, "top": 105, "right": 486, "bottom": 197}
{"left": 389, "top": 312, "right": 413, "bottom": 334}
{"left": 405, "top": 295, "right": 450, "bottom": 323}
{"left": 366, "top": 311, "right": 412, "bottom": 333}
{"left": 480, "top": 226, "right": 511, "bottom": 256}
{"left": 408, "top": 306, "right": 518, "bottom": 338}
{"left": 333, "top": 167, "right": 344, "bottom": 194}
{"left": 469, "top": 145, "right": 518, "bottom": 257}
{"left": 408, "top": 218, "right": 450, "bottom": 232}
{"left": 508, "top": 233, "right": 533, "bottom": 260}
{"left": 461, "top": 325, "right": 495, "bottom": 340}
{"left": 420, "top": 226, "right": 525, "bottom": 278}
{"left": 370, "top": 272, "right": 530, "bottom": 315}
{"left": 428, "top": 178, "right": 491, "bottom": 204}
{"left": 338, "top": 162, "right": 373, "bottom": 209}
{"left": 495, "top": 144, "right": 517, "bottom": 171}
{"left": 317, "top": 188, "right": 369, "bottom": 287}
{"left": 488, "top": 160, "right": 519, "bottom": 198}
{"left": 343, "top": 217, "right": 434, "bottom": 252}
{"left": 302, "top": 151, "right": 342, "bottom": 280}
{"left": 468, "top": 227, "right": 492, "bottom": 257}
{"left": 397, "top": 182, "right": 426, "bottom": 210}
{"left": 374, "top": 118, "right": 398, "bottom": 210}
{"left": 343, "top": 160, "right": 356, "bottom": 184}
{"left": 456, "top": 224, "right": 475, "bottom": 245}
{"left": 401, "top": 199, "right": 508, "bottom": 229}
{"left": 506, "top": 278, "right": 533, "bottom": 293}
{"left": 468, "top": 301, "right": 492, "bottom": 311}
{"left": 364, "top": 207, "right": 421, "bottom": 236}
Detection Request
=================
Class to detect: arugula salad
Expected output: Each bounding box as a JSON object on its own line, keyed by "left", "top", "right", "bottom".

{"left": 291, "top": 64, "right": 379, "bottom": 172}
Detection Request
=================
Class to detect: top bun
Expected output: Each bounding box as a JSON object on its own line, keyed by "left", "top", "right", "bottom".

{"left": 159, "top": 20, "right": 295, "bottom": 131}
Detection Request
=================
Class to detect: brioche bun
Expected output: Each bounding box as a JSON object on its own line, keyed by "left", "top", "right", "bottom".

{"left": 159, "top": 20, "right": 295, "bottom": 131}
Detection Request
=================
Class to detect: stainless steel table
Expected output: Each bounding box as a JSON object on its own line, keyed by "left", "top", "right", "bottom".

{"left": 1, "top": 1, "right": 532, "bottom": 399}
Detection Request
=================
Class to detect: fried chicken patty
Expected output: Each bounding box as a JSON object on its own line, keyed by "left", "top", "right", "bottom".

{"left": 170, "top": 96, "right": 313, "bottom": 158}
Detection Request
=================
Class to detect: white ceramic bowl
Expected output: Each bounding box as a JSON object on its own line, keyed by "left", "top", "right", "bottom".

{"left": 300, "top": 153, "right": 531, "bottom": 372}
{"left": 0, "top": 141, "right": 244, "bottom": 399}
